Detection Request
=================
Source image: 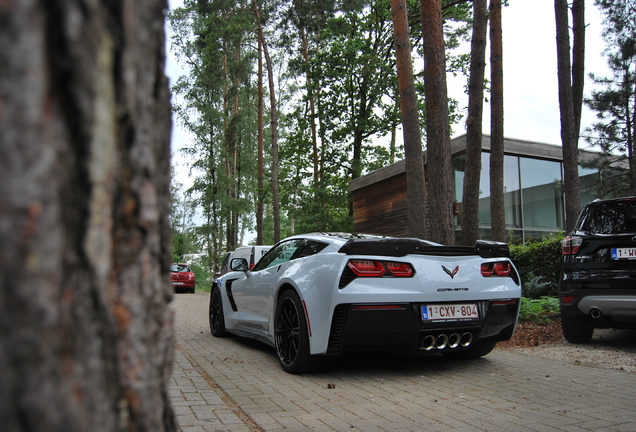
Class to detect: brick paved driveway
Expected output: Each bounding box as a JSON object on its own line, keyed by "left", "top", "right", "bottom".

{"left": 170, "top": 293, "right": 636, "bottom": 432}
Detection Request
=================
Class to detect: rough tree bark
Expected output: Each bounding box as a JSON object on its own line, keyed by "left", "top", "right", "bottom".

{"left": 0, "top": 1, "right": 176, "bottom": 431}
{"left": 391, "top": 0, "right": 429, "bottom": 240}
{"left": 571, "top": 0, "right": 585, "bottom": 137}
{"left": 256, "top": 37, "right": 265, "bottom": 245}
{"left": 461, "top": 0, "right": 488, "bottom": 246}
{"left": 555, "top": 0, "right": 582, "bottom": 232}
{"left": 420, "top": 0, "right": 456, "bottom": 245}
{"left": 489, "top": 0, "right": 507, "bottom": 243}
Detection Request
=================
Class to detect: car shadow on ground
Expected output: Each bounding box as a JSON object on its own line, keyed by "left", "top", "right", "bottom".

{"left": 221, "top": 333, "right": 493, "bottom": 376}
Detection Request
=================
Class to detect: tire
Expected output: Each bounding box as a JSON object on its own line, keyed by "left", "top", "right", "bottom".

{"left": 209, "top": 286, "right": 228, "bottom": 337}
{"left": 274, "top": 290, "right": 323, "bottom": 374}
{"left": 442, "top": 340, "right": 497, "bottom": 360}
{"left": 561, "top": 313, "right": 593, "bottom": 344}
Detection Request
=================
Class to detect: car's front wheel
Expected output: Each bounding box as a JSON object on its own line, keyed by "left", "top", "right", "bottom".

{"left": 274, "top": 290, "right": 324, "bottom": 374}
{"left": 209, "top": 286, "right": 227, "bottom": 337}
{"left": 561, "top": 313, "right": 593, "bottom": 343}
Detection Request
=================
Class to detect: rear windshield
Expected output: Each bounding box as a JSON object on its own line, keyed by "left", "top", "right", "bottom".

{"left": 170, "top": 264, "right": 191, "bottom": 272}
{"left": 578, "top": 201, "right": 636, "bottom": 234}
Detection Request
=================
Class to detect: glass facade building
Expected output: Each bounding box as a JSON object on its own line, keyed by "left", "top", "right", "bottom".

{"left": 349, "top": 135, "right": 626, "bottom": 243}
{"left": 451, "top": 136, "right": 604, "bottom": 243}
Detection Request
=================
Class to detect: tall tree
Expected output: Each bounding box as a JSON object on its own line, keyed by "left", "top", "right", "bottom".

{"left": 554, "top": 0, "right": 582, "bottom": 232}
{"left": 421, "top": 0, "right": 456, "bottom": 245}
{"left": 256, "top": 37, "right": 265, "bottom": 244}
{"left": 461, "top": 0, "right": 488, "bottom": 246}
{"left": 254, "top": 0, "right": 281, "bottom": 242}
{"left": 489, "top": 0, "right": 506, "bottom": 242}
{"left": 391, "top": 0, "right": 428, "bottom": 239}
{"left": 583, "top": 0, "right": 636, "bottom": 195}
{"left": 0, "top": 0, "right": 175, "bottom": 430}
{"left": 170, "top": 0, "right": 257, "bottom": 266}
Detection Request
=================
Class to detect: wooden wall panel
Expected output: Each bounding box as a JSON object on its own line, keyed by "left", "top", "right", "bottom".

{"left": 352, "top": 173, "right": 409, "bottom": 237}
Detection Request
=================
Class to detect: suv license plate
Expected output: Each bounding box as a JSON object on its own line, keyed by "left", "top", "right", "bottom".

{"left": 422, "top": 304, "right": 478, "bottom": 321}
{"left": 612, "top": 248, "right": 636, "bottom": 260}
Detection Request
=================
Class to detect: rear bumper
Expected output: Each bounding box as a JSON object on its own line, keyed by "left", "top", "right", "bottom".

{"left": 325, "top": 299, "right": 519, "bottom": 354}
{"left": 560, "top": 290, "right": 636, "bottom": 324}
{"left": 560, "top": 272, "right": 636, "bottom": 324}
{"left": 172, "top": 281, "right": 196, "bottom": 291}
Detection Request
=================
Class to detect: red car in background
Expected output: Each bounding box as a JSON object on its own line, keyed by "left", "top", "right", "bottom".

{"left": 170, "top": 263, "right": 196, "bottom": 293}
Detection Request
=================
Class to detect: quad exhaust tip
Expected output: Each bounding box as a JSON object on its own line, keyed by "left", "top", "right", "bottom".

{"left": 421, "top": 332, "right": 472, "bottom": 351}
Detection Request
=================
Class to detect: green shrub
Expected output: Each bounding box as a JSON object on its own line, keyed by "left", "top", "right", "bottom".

{"left": 519, "top": 297, "right": 560, "bottom": 324}
{"left": 510, "top": 234, "right": 564, "bottom": 298}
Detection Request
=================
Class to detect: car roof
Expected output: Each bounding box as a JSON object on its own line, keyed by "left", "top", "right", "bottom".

{"left": 587, "top": 196, "right": 636, "bottom": 206}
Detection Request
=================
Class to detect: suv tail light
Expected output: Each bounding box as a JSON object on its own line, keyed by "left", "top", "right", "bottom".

{"left": 481, "top": 261, "right": 511, "bottom": 277}
{"left": 562, "top": 236, "right": 583, "bottom": 255}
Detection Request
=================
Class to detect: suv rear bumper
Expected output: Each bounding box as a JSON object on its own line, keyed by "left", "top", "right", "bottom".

{"left": 560, "top": 290, "right": 636, "bottom": 325}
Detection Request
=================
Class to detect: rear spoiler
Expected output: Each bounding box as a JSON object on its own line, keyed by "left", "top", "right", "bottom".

{"left": 337, "top": 238, "right": 510, "bottom": 259}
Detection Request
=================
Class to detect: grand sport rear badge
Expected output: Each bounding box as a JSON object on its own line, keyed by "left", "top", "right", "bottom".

{"left": 442, "top": 265, "right": 459, "bottom": 279}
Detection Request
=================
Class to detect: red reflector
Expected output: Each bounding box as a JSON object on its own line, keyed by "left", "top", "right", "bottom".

{"left": 561, "top": 296, "right": 575, "bottom": 304}
{"left": 348, "top": 260, "right": 385, "bottom": 276}
{"left": 492, "top": 300, "right": 516, "bottom": 306}
{"left": 385, "top": 262, "right": 413, "bottom": 276}
{"left": 354, "top": 305, "right": 403, "bottom": 310}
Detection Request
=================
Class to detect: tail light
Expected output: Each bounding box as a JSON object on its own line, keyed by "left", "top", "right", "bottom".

{"left": 385, "top": 262, "right": 414, "bottom": 277}
{"left": 347, "top": 260, "right": 386, "bottom": 276}
{"left": 346, "top": 260, "right": 414, "bottom": 277}
{"left": 562, "top": 236, "right": 583, "bottom": 255}
{"left": 481, "top": 261, "right": 512, "bottom": 277}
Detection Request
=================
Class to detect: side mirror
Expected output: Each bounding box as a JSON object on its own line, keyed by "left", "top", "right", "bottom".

{"left": 230, "top": 258, "right": 249, "bottom": 272}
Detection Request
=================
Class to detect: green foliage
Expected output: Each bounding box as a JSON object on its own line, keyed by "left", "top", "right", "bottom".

{"left": 582, "top": 0, "right": 635, "bottom": 196}
{"left": 169, "top": 0, "right": 476, "bottom": 256}
{"left": 519, "top": 297, "right": 560, "bottom": 324}
{"left": 190, "top": 262, "right": 211, "bottom": 293}
{"left": 509, "top": 234, "right": 564, "bottom": 298}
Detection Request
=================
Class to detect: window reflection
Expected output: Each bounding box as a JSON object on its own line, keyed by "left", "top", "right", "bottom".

{"left": 520, "top": 158, "right": 563, "bottom": 229}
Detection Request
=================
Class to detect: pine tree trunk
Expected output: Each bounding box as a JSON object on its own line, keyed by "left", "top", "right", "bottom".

{"left": 571, "top": 0, "right": 585, "bottom": 137}
{"left": 489, "top": 0, "right": 507, "bottom": 242}
{"left": 256, "top": 38, "right": 265, "bottom": 245}
{"left": 420, "top": 0, "right": 455, "bottom": 245}
{"left": 555, "top": 0, "right": 581, "bottom": 232}
{"left": 391, "top": 0, "right": 428, "bottom": 240}
{"left": 254, "top": 0, "right": 280, "bottom": 242}
{"left": 461, "top": 0, "right": 488, "bottom": 246}
{"left": 0, "top": 1, "right": 176, "bottom": 431}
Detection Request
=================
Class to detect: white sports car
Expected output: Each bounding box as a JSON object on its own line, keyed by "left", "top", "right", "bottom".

{"left": 209, "top": 233, "right": 521, "bottom": 374}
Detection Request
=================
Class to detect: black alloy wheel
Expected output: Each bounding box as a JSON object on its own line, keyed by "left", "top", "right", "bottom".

{"left": 274, "top": 290, "right": 319, "bottom": 374}
{"left": 209, "top": 286, "right": 227, "bottom": 337}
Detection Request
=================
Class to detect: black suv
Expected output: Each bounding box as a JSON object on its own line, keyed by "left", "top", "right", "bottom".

{"left": 559, "top": 196, "right": 636, "bottom": 343}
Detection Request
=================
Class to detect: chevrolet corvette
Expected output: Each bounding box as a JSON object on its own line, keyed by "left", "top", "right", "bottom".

{"left": 209, "top": 233, "right": 521, "bottom": 373}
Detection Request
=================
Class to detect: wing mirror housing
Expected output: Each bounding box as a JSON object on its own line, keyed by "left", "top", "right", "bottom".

{"left": 230, "top": 258, "right": 249, "bottom": 272}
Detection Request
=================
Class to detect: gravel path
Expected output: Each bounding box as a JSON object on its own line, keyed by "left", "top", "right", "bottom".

{"left": 508, "top": 328, "right": 636, "bottom": 373}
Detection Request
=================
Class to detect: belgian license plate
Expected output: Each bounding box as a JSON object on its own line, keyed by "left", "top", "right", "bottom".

{"left": 421, "top": 304, "right": 478, "bottom": 321}
{"left": 612, "top": 248, "right": 636, "bottom": 260}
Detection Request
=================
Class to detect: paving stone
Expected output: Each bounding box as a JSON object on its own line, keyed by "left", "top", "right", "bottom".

{"left": 170, "top": 293, "right": 636, "bottom": 431}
